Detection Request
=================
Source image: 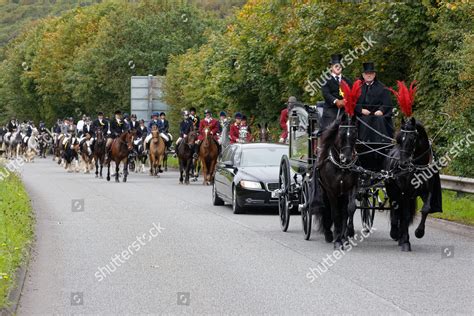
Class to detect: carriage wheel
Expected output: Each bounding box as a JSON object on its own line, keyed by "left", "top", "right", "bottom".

{"left": 278, "top": 155, "right": 291, "bottom": 232}
{"left": 301, "top": 179, "right": 312, "bottom": 240}
{"left": 360, "top": 194, "right": 375, "bottom": 232}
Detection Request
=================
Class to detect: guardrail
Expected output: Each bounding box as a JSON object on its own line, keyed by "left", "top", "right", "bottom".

{"left": 440, "top": 175, "right": 474, "bottom": 194}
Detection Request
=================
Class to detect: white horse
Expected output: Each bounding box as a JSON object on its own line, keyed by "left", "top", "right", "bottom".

{"left": 25, "top": 129, "right": 39, "bottom": 162}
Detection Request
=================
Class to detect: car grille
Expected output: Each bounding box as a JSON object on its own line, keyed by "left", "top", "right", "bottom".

{"left": 266, "top": 183, "right": 279, "bottom": 192}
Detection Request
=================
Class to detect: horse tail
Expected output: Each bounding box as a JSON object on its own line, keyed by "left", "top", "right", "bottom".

{"left": 309, "top": 166, "right": 327, "bottom": 233}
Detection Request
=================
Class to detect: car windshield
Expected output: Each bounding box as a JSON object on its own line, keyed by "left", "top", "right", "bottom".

{"left": 240, "top": 147, "right": 287, "bottom": 167}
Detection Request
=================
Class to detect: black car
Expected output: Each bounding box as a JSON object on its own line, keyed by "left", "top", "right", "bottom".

{"left": 212, "top": 143, "right": 288, "bottom": 214}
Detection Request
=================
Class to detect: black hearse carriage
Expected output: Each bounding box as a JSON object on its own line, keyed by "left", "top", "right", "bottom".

{"left": 273, "top": 102, "right": 393, "bottom": 240}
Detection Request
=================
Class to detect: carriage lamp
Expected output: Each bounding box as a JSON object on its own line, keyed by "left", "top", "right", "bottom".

{"left": 240, "top": 180, "right": 262, "bottom": 190}
{"left": 290, "top": 112, "right": 300, "bottom": 131}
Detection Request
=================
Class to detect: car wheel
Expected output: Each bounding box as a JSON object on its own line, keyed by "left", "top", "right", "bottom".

{"left": 232, "top": 185, "right": 245, "bottom": 214}
{"left": 212, "top": 182, "right": 224, "bottom": 206}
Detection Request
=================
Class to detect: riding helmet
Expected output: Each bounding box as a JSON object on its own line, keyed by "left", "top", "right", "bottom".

{"left": 235, "top": 112, "right": 242, "bottom": 119}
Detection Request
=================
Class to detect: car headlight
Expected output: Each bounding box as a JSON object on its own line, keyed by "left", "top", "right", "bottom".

{"left": 240, "top": 180, "right": 262, "bottom": 190}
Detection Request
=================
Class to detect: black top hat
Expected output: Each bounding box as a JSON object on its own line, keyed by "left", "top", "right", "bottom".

{"left": 329, "top": 54, "right": 343, "bottom": 65}
{"left": 115, "top": 110, "right": 122, "bottom": 115}
{"left": 97, "top": 111, "right": 104, "bottom": 116}
{"left": 363, "top": 62, "right": 376, "bottom": 73}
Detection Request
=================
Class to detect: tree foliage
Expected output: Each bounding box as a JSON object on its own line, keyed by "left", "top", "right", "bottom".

{"left": 164, "top": 0, "right": 473, "bottom": 176}
{"left": 0, "top": 0, "right": 218, "bottom": 123}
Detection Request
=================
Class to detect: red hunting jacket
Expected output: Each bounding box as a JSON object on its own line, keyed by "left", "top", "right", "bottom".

{"left": 280, "top": 108, "right": 289, "bottom": 140}
{"left": 198, "top": 118, "right": 219, "bottom": 141}
{"left": 230, "top": 122, "right": 252, "bottom": 143}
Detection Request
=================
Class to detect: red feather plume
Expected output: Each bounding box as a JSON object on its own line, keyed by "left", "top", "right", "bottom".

{"left": 388, "top": 80, "right": 417, "bottom": 117}
{"left": 340, "top": 79, "right": 363, "bottom": 117}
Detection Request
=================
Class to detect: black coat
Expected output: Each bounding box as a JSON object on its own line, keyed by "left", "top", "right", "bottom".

{"left": 91, "top": 119, "right": 109, "bottom": 135}
{"left": 355, "top": 80, "right": 394, "bottom": 143}
{"left": 355, "top": 79, "right": 394, "bottom": 171}
{"left": 7, "top": 121, "right": 17, "bottom": 132}
{"left": 137, "top": 126, "right": 148, "bottom": 138}
{"left": 129, "top": 120, "right": 140, "bottom": 131}
{"left": 110, "top": 119, "right": 127, "bottom": 137}
{"left": 321, "top": 75, "right": 352, "bottom": 129}
{"left": 83, "top": 124, "right": 93, "bottom": 136}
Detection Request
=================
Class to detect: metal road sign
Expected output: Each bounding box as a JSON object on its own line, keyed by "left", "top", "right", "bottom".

{"left": 130, "top": 75, "right": 168, "bottom": 122}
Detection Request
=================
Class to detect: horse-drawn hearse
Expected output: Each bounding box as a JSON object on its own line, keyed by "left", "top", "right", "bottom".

{"left": 273, "top": 80, "right": 443, "bottom": 251}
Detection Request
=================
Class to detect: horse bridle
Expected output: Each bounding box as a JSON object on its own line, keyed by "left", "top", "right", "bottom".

{"left": 328, "top": 124, "right": 358, "bottom": 169}
{"left": 398, "top": 128, "right": 418, "bottom": 168}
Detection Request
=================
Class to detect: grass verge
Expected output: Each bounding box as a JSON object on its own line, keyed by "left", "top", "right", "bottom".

{"left": 0, "top": 166, "right": 34, "bottom": 309}
{"left": 431, "top": 190, "right": 474, "bottom": 226}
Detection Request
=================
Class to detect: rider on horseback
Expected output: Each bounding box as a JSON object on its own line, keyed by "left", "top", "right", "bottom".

{"left": 3, "top": 117, "right": 18, "bottom": 145}
{"left": 106, "top": 110, "right": 127, "bottom": 153}
{"left": 217, "top": 111, "right": 230, "bottom": 145}
{"left": 189, "top": 107, "right": 200, "bottom": 131}
{"left": 176, "top": 111, "right": 194, "bottom": 146}
{"left": 157, "top": 112, "right": 173, "bottom": 152}
{"left": 229, "top": 112, "right": 242, "bottom": 144}
{"left": 194, "top": 109, "right": 220, "bottom": 158}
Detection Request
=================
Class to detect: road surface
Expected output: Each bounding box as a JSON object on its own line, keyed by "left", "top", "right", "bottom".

{"left": 17, "top": 159, "right": 474, "bottom": 314}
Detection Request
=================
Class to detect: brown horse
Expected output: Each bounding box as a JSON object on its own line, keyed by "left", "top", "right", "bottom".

{"left": 106, "top": 130, "right": 136, "bottom": 182}
{"left": 198, "top": 127, "right": 219, "bottom": 185}
{"left": 93, "top": 129, "right": 106, "bottom": 178}
{"left": 149, "top": 130, "right": 166, "bottom": 176}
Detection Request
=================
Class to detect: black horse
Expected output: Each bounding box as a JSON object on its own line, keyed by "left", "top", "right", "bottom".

{"left": 385, "top": 117, "right": 442, "bottom": 251}
{"left": 314, "top": 114, "right": 359, "bottom": 249}
{"left": 177, "top": 130, "right": 197, "bottom": 184}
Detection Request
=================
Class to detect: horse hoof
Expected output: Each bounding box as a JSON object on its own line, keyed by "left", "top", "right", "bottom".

{"left": 390, "top": 225, "right": 399, "bottom": 241}
{"left": 334, "top": 241, "right": 344, "bottom": 250}
{"left": 324, "top": 231, "right": 333, "bottom": 243}
{"left": 415, "top": 228, "right": 425, "bottom": 239}
{"left": 115, "top": 179, "right": 119, "bottom": 183}
{"left": 400, "top": 242, "right": 411, "bottom": 252}
{"left": 123, "top": 178, "right": 127, "bottom": 183}
{"left": 179, "top": 181, "right": 183, "bottom": 184}
{"left": 185, "top": 181, "right": 190, "bottom": 185}
{"left": 95, "top": 175, "right": 98, "bottom": 178}
{"left": 106, "top": 177, "right": 110, "bottom": 181}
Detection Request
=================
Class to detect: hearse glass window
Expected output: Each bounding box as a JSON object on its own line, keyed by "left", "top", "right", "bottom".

{"left": 290, "top": 106, "right": 308, "bottom": 161}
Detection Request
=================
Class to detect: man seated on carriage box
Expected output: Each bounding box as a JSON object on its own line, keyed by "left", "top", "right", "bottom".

{"left": 355, "top": 62, "right": 393, "bottom": 171}
{"left": 321, "top": 53, "right": 353, "bottom": 131}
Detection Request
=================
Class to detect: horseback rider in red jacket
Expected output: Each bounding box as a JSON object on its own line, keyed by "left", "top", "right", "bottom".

{"left": 229, "top": 112, "right": 243, "bottom": 144}
{"left": 193, "top": 109, "right": 220, "bottom": 158}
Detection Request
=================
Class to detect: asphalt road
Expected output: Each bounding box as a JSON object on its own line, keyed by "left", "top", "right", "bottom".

{"left": 17, "top": 159, "right": 474, "bottom": 315}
